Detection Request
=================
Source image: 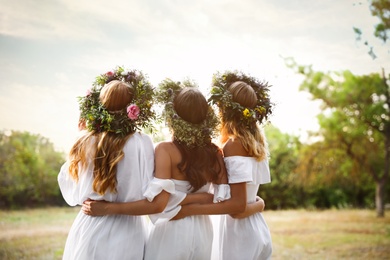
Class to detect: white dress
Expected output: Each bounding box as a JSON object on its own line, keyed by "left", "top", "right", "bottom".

{"left": 219, "top": 156, "right": 272, "bottom": 260}
{"left": 144, "top": 179, "right": 230, "bottom": 260}
{"left": 58, "top": 132, "right": 155, "bottom": 260}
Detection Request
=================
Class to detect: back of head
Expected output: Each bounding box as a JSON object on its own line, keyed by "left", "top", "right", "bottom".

{"left": 228, "top": 81, "right": 257, "bottom": 108}
{"left": 70, "top": 67, "right": 155, "bottom": 195}
{"left": 100, "top": 80, "right": 134, "bottom": 111}
{"left": 159, "top": 86, "right": 220, "bottom": 192}
{"left": 223, "top": 81, "right": 266, "bottom": 161}
{"left": 221, "top": 80, "right": 258, "bottom": 136}
{"left": 174, "top": 87, "right": 208, "bottom": 124}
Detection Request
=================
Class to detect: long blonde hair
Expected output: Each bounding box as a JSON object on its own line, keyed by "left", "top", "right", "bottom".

{"left": 68, "top": 80, "right": 135, "bottom": 194}
{"left": 219, "top": 81, "right": 268, "bottom": 161}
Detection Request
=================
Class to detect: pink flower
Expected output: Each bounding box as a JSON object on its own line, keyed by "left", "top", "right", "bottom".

{"left": 106, "top": 71, "right": 115, "bottom": 77}
{"left": 86, "top": 88, "right": 92, "bottom": 96}
{"left": 127, "top": 104, "right": 140, "bottom": 120}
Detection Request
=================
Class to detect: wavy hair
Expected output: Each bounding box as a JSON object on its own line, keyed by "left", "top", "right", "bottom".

{"left": 68, "top": 80, "right": 135, "bottom": 194}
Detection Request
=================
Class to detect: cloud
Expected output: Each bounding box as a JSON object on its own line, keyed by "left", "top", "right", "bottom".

{"left": 0, "top": 0, "right": 388, "bottom": 151}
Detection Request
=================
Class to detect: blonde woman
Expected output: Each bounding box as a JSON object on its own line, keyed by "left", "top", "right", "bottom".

{"left": 211, "top": 72, "right": 273, "bottom": 260}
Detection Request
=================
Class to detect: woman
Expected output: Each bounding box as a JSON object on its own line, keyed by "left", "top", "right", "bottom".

{"left": 210, "top": 71, "right": 273, "bottom": 260}
{"left": 58, "top": 67, "right": 168, "bottom": 260}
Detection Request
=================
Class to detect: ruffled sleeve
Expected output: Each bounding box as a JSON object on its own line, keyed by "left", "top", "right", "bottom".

{"left": 254, "top": 158, "right": 271, "bottom": 184}
{"left": 224, "top": 157, "right": 253, "bottom": 184}
{"left": 212, "top": 184, "right": 231, "bottom": 203}
{"left": 58, "top": 162, "right": 79, "bottom": 206}
{"left": 144, "top": 178, "right": 186, "bottom": 224}
{"left": 224, "top": 156, "right": 271, "bottom": 185}
{"left": 57, "top": 161, "right": 110, "bottom": 206}
{"left": 143, "top": 178, "right": 176, "bottom": 202}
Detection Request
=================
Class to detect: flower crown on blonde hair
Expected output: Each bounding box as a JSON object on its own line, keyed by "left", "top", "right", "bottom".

{"left": 156, "top": 79, "right": 219, "bottom": 148}
{"left": 78, "top": 66, "right": 156, "bottom": 136}
{"left": 209, "top": 71, "right": 273, "bottom": 131}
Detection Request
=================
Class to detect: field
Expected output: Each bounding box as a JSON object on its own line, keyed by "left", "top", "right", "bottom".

{"left": 0, "top": 207, "right": 389, "bottom": 259}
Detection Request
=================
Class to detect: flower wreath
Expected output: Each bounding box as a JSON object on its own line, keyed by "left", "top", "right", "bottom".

{"left": 78, "top": 66, "right": 156, "bottom": 136}
{"left": 156, "top": 79, "right": 219, "bottom": 148}
{"left": 209, "top": 71, "right": 273, "bottom": 131}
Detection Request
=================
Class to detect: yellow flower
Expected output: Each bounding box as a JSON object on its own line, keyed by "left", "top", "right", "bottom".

{"left": 243, "top": 108, "right": 250, "bottom": 118}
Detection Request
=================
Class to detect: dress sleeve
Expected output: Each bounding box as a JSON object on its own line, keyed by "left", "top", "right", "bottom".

{"left": 224, "top": 157, "right": 253, "bottom": 184}
{"left": 143, "top": 178, "right": 187, "bottom": 224}
{"left": 143, "top": 178, "right": 176, "bottom": 201}
{"left": 58, "top": 162, "right": 79, "bottom": 206}
{"left": 253, "top": 158, "right": 271, "bottom": 184}
{"left": 212, "top": 184, "right": 231, "bottom": 203}
{"left": 224, "top": 156, "right": 271, "bottom": 185}
{"left": 140, "top": 133, "right": 156, "bottom": 194}
{"left": 57, "top": 162, "right": 102, "bottom": 206}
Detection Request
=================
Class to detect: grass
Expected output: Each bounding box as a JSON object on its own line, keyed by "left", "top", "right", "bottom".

{"left": 0, "top": 207, "right": 79, "bottom": 260}
{"left": 0, "top": 207, "right": 389, "bottom": 259}
{"left": 265, "top": 209, "right": 390, "bottom": 260}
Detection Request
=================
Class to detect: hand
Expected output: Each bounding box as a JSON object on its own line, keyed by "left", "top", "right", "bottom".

{"left": 256, "top": 196, "right": 265, "bottom": 212}
{"left": 229, "top": 196, "right": 265, "bottom": 219}
{"left": 82, "top": 199, "right": 110, "bottom": 216}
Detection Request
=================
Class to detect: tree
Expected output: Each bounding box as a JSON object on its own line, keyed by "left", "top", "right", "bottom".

{"left": 295, "top": 119, "right": 376, "bottom": 209}
{"left": 286, "top": 59, "right": 389, "bottom": 217}
{"left": 353, "top": 0, "right": 390, "bottom": 59}
{"left": 0, "top": 130, "right": 65, "bottom": 208}
{"left": 370, "top": 0, "right": 390, "bottom": 43}
{"left": 261, "top": 125, "right": 302, "bottom": 209}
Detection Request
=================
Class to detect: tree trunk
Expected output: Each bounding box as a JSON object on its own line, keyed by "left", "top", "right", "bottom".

{"left": 375, "top": 180, "right": 385, "bottom": 217}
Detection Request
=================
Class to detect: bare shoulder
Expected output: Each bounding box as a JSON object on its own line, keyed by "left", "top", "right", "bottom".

{"left": 154, "top": 141, "right": 180, "bottom": 161}
{"left": 223, "top": 138, "right": 249, "bottom": 157}
{"left": 155, "top": 141, "right": 175, "bottom": 152}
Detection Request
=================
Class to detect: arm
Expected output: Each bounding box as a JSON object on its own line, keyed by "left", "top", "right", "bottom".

{"left": 82, "top": 192, "right": 170, "bottom": 216}
{"left": 174, "top": 139, "right": 269, "bottom": 219}
{"left": 229, "top": 196, "right": 265, "bottom": 219}
{"left": 82, "top": 143, "right": 172, "bottom": 216}
{"left": 171, "top": 149, "right": 247, "bottom": 220}
{"left": 172, "top": 182, "right": 247, "bottom": 220}
{"left": 180, "top": 192, "right": 214, "bottom": 206}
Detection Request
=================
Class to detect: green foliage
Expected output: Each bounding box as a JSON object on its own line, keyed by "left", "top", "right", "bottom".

{"left": 297, "top": 67, "right": 388, "bottom": 178}
{"left": 285, "top": 59, "right": 389, "bottom": 215}
{"left": 261, "top": 125, "right": 302, "bottom": 209}
{"left": 353, "top": 0, "right": 390, "bottom": 58}
{"left": 260, "top": 121, "right": 379, "bottom": 210}
{"left": 0, "top": 130, "right": 65, "bottom": 208}
{"left": 370, "top": 0, "right": 390, "bottom": 43}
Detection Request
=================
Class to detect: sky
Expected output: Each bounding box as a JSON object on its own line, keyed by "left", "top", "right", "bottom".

{"left": 0, "top": 0, "right": 389, "bottom": 153}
